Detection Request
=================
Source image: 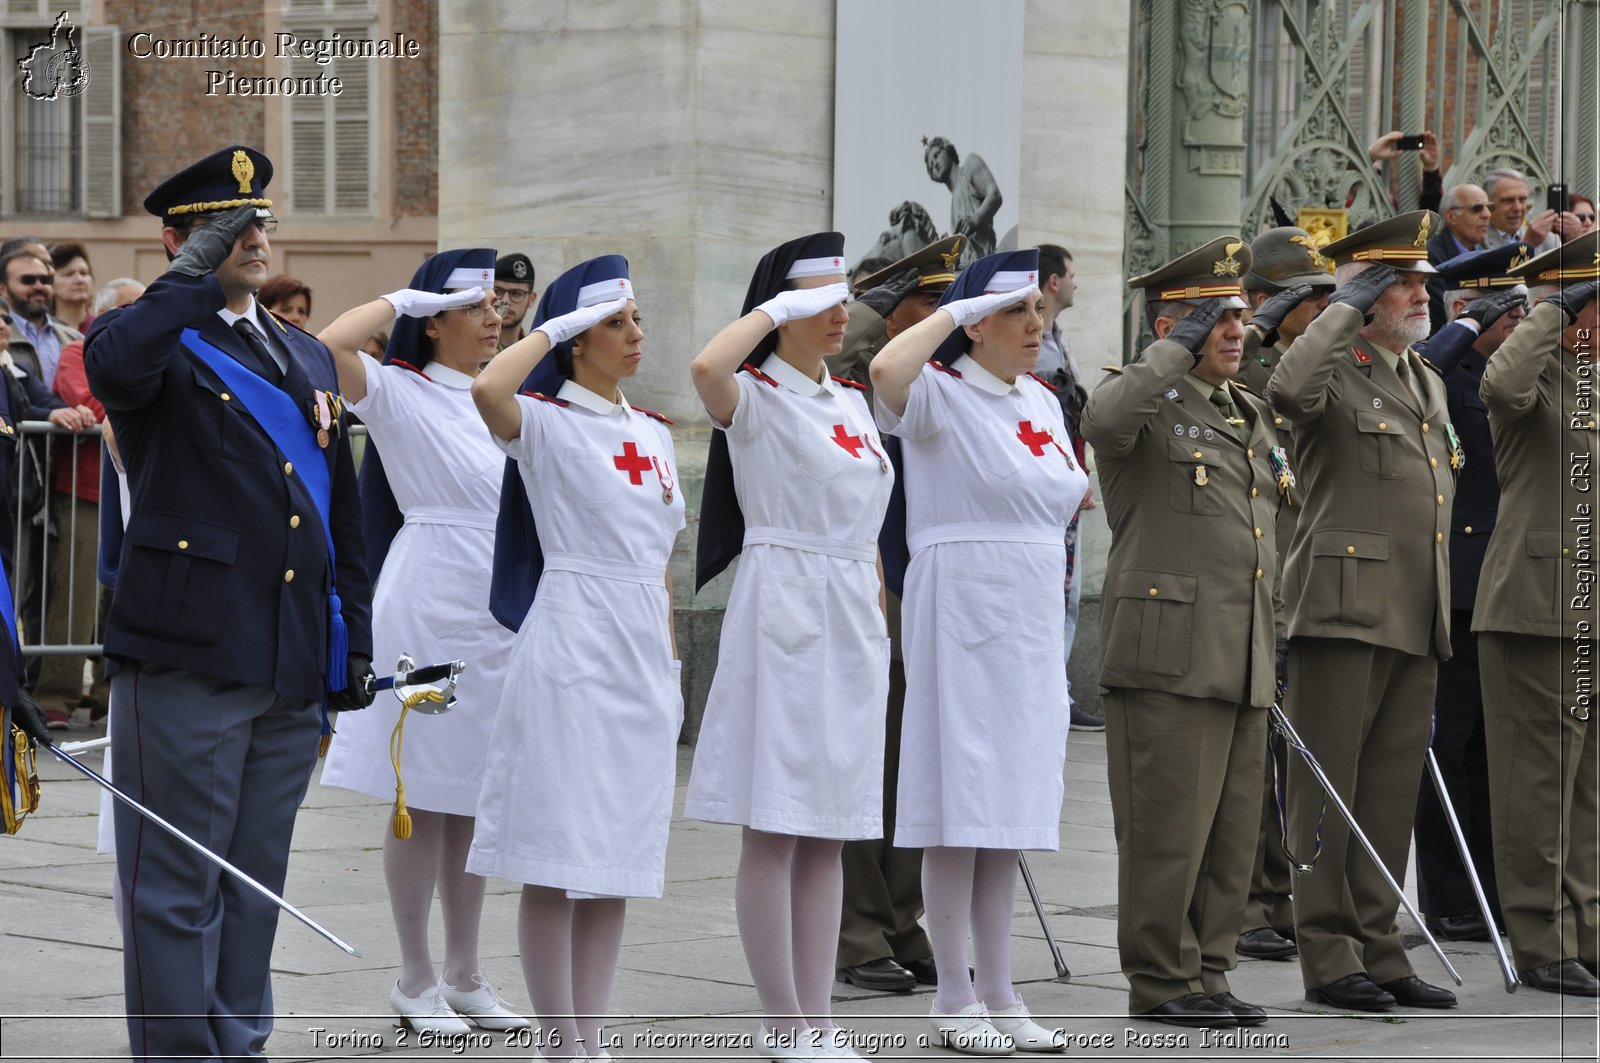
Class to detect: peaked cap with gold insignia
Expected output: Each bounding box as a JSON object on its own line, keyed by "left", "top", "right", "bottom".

{"left": 1127, "top": 235, "right": 1251, "bottom": 308}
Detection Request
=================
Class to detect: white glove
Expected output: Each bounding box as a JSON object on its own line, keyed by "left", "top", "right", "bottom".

{"left": 535, "top": 298, "right": 630, "bottom": 345}
{"left": 943, "top": 284, "right": 1039, "bottom": 327}
{"left": 755, "top": 283, "right": 849, "bottom": 327}
{"left": 381, "top": 286, "right": 486, "bottom": 318}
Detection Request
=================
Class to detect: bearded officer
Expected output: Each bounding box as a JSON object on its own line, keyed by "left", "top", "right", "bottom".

{"left": 1082, "top": 237, "right": 1280, "bottom": 1028}
{"left": 84, "top": 146, "right": 375, "bottom": 1061}
{"left": 1268, "top": 211, "right": 1459, "bottom": 1013}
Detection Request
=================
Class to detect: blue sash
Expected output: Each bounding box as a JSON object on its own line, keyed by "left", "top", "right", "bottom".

{"left": 180, "top": 328, "right": 348, "bottom": 694}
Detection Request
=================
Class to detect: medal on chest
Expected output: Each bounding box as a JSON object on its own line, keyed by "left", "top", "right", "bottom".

{"left": 1444, "top": 422, "right": 1465, "bottom": 471}
{"left": 1015, "top": 419, "right": 1075, "bottom": 468}
{"left": 827, "top": 420, "right": 889, "bottom": 473}
{"left": 307, "top": 389, "right": 341, "bottom": 448}
{"left": 1269, "top": 444, "right": 1295, "bottom": 506}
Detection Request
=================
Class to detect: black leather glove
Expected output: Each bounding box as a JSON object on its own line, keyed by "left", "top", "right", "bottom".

{"left": 1327, "top": 263, "right": 1398, "bottom": 323}
{"left": 856, "top": 268, "right": 921, "bottom": 320}
{"left": 9, "top": 689, "right": 53, "bottom": 747}
{"left": 1274, "top": 636, "right": 1289, "bottom": 692}
{"left": 1547, "top": 281, "right": 1600, "bottom": 325}
{"left": 1247, "top": 285, "right": 1316, "bottom": 348}
{"left": 1460, "top": 289, "right": 1526, "bottom": 330}
{"left": 168, "top": 204, "right": 259, "bottom": 278}
{"left": 329, "top": 652, "right": 376, "bottom": 712}
{"left": 1164, "top": 298, "right": 1228, "bottom": 362}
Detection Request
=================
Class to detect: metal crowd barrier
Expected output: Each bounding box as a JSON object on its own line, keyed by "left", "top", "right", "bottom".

{"left": 9, "top": 421, "right": 369, "bottom": 663}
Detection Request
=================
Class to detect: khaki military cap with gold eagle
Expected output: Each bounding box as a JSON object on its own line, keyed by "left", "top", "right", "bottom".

{"left": 1244, "top": 226, "right": 1338, "bottom": 291}
{"left": 1319, "top": 209, "right": 1440, "bottom": 273}
{"left": 1507, "top": 228, "right": 1600, "bottom": 285}
{"left": 1127, "top": 236, "right": 1251, "bottom": 309}
{"left": 853, "top": 235, "right": 966, "bottom": 296}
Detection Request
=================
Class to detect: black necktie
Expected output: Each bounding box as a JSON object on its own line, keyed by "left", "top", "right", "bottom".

{"left": 232, "top": 318, "right": 283, "bottom": 386}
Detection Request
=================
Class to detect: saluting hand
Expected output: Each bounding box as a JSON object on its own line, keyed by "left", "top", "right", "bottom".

{"left": 1460, "top": 289, "right": 1526, "bottom": 330}
{"left": 756, "top": 283, "right": 849, "bottom": 328}
{"left": 1547, "top": 281, "right": 1599, "bottom": 325}
{"left": 1247, "top": 284, "right": 1316, "bottom": 348}
{"left": 381, "top": 287, "right": 486, "bottom": 319}
{"left": 856, "top": 268, "right": 920, "bottom": 320}
{"left": 10, "top": 690, "right": 53, "bottom": 747}
{"left": 1328, "top": 263, "right": 1398, "bottom": 322}
{"left": 1163, "top": 297, "right": 1228, "bottom": 360}
{"left": 329, "top": 652, "right": 376, "bottom": 712}
{"left": 536, "top": 297, "right": 631, "bottom": 345}
{"left": 167, "top": 204, "right": 260, "bottom": 279}
{"left": 943, "top": 284, "right": 1038, "bottom": 328}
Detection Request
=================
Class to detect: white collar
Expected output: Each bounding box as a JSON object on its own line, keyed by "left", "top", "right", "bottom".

{"left": 557, "top": 377, "right": 632, "bottom": 416}
{"left": 760, "top": 352, "right": 832, "bottom": 397}
{"left": 425, "top": 361, "right": 476, "bottom": 390}
{"left": 952, "top": 354, "right": 1017, "bottom": 396}
{"left": 217, "top": 296, "right": 265, "bottom": 331}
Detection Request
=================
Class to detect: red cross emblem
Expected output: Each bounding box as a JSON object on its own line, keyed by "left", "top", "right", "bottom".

{"left": 829, "top": 424, "right": 864, "bottom": 458}
{"left": 613, "top": 441, "right": 653, "bottom": 484}
{"left": 1016, "top": 420, "right": 1053, "bottom": 456}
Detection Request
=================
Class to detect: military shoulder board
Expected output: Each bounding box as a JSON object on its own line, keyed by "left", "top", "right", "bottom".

{"left": 390, "top": 358, "right": 432, "bottom": 381}
{"left": 633, "top": 406, "right": 674, "bottom": 426}
{"left": 1101, "top": 365, "right": 1124, "bottom": 375}
{"left": 741, "top": 363, "right": 780, "bottom": 387}
{"left": 830, "top": 375, "right": 866, "bottom": 392}
{"left": 930, "top": 361, "right": 963, "bottom": 378}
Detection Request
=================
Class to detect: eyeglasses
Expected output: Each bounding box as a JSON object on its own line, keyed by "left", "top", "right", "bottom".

{"left": 190, "top": 213, "right": 278, "bottom": 236}
{"left": 13, "top": 274, "right": 52, "bottom": 286}
{"left": 457, "top": 301, "right": 511, "bottom": 320}
{"left": 493, "top": 286, "right": 531, "bottom": 303}
{"left": 1449, "top": 204, "right": 1491, "bottom": 213}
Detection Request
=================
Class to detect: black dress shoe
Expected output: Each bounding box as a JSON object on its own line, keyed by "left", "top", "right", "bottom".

{"left": 1305, "top": 973, "right": 1396, "bottom": 1012}
{"left": 1136, "top": 992, "right": 1238, "bottom": 1028}
{"left": 1425, "top": 912, "right": 1491, "bottom": 942}
{"left": 1236, "top": 926, "right": 1297, "bottom": 961}
{"left": 1377, "top": 975, "right": 1457, "bottom": 1009}
{"left": 837, "top": 957, "right": 915, "bottom": 993}
{"left": 1521, "top": 959, "right": 1600, "bottom": 997}
{"left": 902, "top": 956, "right": 935, "bottom": 986}
{"left": 1210, "top": 992, "right": 1267, "bottom": 1026}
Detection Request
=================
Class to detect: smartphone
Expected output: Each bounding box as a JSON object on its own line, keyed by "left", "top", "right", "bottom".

{"left": 1396, "top": 134, "right": 1425, "bottom": 151}
{"left": 1548, "top": 182, "right": 1570, "bottom": 214}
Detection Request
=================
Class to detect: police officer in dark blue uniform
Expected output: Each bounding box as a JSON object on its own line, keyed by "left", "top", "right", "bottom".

{"left": 84, "top": 146, "right": 374, "bottom": 1063}
{"left": 1411, "top": 242, "right": 1529, "bottom": 943}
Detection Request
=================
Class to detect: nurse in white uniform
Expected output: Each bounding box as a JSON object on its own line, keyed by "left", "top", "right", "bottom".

{"left": 317, "top": 248, "right": 528, "bottom": 1035}
{"left": 685, "top": 232, "right": 893, "bottom": 1062}
{"left": 870, "top": 249, "right": 1087, "bottom": 1056}
{"left": 470, "top": 255, "right": 684, "bottom": 1063}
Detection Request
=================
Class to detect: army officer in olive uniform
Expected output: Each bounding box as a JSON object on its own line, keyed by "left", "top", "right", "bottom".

{"left": 1268, "top": 212, "right": 1460, "bottom": 1013}
{"left": 1474, "top": 233, "right": 1600, "bottom": 996}
{"left": 1234, "top": 227, "right": 1336, "bottom": 962}
{"left": 1082, "top": 237, "right": 1281, "bottom": 1029}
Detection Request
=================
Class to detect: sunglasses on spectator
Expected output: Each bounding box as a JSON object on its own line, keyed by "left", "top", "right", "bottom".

{"left": 1449, "top": 204, "right": 1491, "bottom": 213}
{"left": 1578, "top": 213, "right": 1597, "bottom": 223}
{"left": 13, "top": 273, "right": 52, "bottom": 286}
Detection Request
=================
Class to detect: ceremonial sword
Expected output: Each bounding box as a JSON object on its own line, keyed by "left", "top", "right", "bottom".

{"left": 1425, "top": 746, "right": 1518, "bottom": 991}
{"left": 1019, "top": 854, "right": 1071, "bottom": 980}
{"left": 1270, "top": 701, "right": 1463, "bottom": 986}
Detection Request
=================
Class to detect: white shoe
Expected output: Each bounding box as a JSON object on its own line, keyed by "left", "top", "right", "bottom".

{"left": 756, "top": 1025, "right": 813, "bottom": 1062}
{"left": 389, "top": 979, "right": 472, "bottom": 1036}
{"left": 441, "top": 974, "right": 533, "bottom": 1031}
{"left": 811, "top": 1026, "right": 868, "bottom": 1060}
{"left": 927, "top": 1003, "right": 1015, "bottom": 1056}
{"left": 985, "top": 998, "right": 1064, "bottom": 1053}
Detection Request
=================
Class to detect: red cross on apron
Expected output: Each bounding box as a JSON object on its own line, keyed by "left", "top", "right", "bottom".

{"left": 829, "top": 423, "right": 864, "bottom": 458}
{"left": 1016, "top": 420, "right": 1054, "bottom": 456}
